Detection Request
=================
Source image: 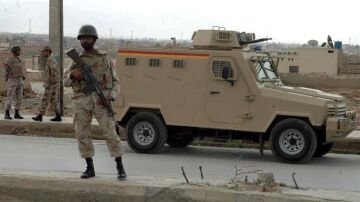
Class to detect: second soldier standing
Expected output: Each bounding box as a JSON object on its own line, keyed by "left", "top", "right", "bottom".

{"left": 32, "top": 46, "right": 62, "bottom": 122}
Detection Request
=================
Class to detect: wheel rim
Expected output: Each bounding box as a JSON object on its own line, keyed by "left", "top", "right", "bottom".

{"left": 279, "top": 129, "right": 305, "bottom": 155}
{"left": 133, "top": 122, "right": 155, "bottom": 146}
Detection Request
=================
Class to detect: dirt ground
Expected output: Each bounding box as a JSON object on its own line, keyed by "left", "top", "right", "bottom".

{"left": 0, "top": 88, "right": 73, "bottom": 117}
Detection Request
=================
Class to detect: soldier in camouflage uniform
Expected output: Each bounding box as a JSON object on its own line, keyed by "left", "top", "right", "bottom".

{"left": 3, "top": 45, "right": 25, "bottom": 120}
{"left": 32, "top": 46, "right": 62, "bottom": 122}
{"left": 64, "top": 25, "right": 126, "bottom": 179}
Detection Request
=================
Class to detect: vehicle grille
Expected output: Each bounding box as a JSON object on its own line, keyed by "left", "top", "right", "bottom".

{"left": 328, "top": 103, "right": 346, "bottom": 117}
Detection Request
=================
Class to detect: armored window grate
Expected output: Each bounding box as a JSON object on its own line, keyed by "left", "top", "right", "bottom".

{"left": 289, "top": 66, "right": 299, "bottom": 73}
{"left": 149, "top": 59, "right": 160, "bottom": 67}
{"left": 212, "top": 61, "right": 234, "bottom": 78}
{"left": 173, "top": 60, "right": 185, "bottom": 68}
{"left": 125, "top": 58, "right": 136, "bottom": 66}
{"left": 216, "top": 32, "right": 232, "bottom": 41}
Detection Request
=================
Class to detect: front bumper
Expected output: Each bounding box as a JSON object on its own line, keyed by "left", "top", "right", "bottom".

{"left": 326, "top": 111, "right": 359, "bottom": 142}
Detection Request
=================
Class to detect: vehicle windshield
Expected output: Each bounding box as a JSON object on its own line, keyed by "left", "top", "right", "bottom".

{"left": 251, "top": 57, "right": 279, "bottom": 81}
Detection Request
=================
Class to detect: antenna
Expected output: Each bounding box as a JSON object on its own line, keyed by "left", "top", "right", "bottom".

{"left": 308, "top": 40, "right": 319, "bottom": 47}
{"left": 110, "top": 28, "right": 112, "bottom": 39}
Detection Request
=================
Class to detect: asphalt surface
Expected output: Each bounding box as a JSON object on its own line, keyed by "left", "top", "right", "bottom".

{"left": 0, "top": 135, "right": 359, "bottom": 191}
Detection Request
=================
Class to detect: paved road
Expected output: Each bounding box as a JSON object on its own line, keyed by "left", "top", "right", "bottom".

{"left": 0, "top": 135, "right": 359, "bottom": 191}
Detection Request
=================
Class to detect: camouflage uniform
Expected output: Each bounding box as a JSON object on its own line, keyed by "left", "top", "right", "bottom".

{"left": 3, "top": 56, "right": 26, "bottom": 111}
{"left": 39, "top": 56, "right": 60, "bottom": 115}
{"left": 64, "top": 49, "right": 122, "bottom": 158}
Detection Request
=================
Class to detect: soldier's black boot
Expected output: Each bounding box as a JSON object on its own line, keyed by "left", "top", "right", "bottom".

{"left": 50, "top": 112, "right": 62, "bottom": 122}
{"left": 115, "top": 156, "right": 126, "bottom": 180}
{"left": 81, "top": 158, "right": 95, "bottom": 179}
{"left": 4, "top": 110, "right": 12, "bottom": 120}
{"left": 14, "top": 110, "right": 23, "bottom": 119}
{"left": 32, "top": 114, "right": 43, "bottom": 122}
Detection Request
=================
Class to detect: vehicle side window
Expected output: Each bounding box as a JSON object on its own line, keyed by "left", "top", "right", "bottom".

{"left": 173, "top": 60, "right": 185, "bottom": 68}
{"left": 125, "top": 57, "right": 136, "bottom": 66}
{"left": 210, "top": 58, "right": 237, "bottom": 81}
{"left": 149, "top": 59, "right": 160, "bottom": 67}
{"left": 255, "top": 63, "right": 267, "bottom": 80}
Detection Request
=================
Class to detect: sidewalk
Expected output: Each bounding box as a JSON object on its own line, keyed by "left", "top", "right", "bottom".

{"left": 0, "top": 114, "right": 106, "bottom": 139}
{"left": 0, "top": 169, "right": 358, "bottom": 202}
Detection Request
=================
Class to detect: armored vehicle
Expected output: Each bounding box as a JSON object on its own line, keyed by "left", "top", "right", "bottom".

{"left": 114, "top": 28, "right": 358, "bottom": 163}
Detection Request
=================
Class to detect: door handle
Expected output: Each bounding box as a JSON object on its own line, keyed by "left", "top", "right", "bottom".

{"left": 210, "top": 91, "right": 220, "bottom": 94}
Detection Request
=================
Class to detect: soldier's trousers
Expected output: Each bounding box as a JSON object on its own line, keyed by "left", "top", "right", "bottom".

{"left": 39, "top": 84, "right": 60, "bottom": 115}
{"left": 5, "top": 78, "right": 23, "bottom": 111}
{"left": 73, "top": 94, "right": 123, "bottom": 158}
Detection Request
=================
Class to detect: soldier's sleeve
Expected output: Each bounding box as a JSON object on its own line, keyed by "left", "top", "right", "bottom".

{"left": 3, "top": 58, "right": 10, "bottom": 68}
{"left": 48, "top": 58, "right": 59, "bottom": 79}
{"left": 43, "top": 60, "right": 51, "bottom": 83}
{"left": 51, "top": 58, "right": 60, "bottom": 78}
{"left": 21, "top": 59, "right": 26, "bottom": 77}
{"left": 64, "top": 62, "right": 75, "bottom": 87}
{"left": 107, "top": 57, "right": 120, "bottom": 99}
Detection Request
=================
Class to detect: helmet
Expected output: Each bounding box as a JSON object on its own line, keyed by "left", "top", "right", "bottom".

{"left": 41, "top": 45, "right": 52, "bottom": 52}
{"left": 77, "top": 24, "right": 98, "bottom": 40}
{"left": 11, "top": 45, "right": 21, "bottom": 53}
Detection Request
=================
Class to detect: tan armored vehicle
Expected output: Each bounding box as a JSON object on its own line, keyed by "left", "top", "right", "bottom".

{"left": 114, "top": 28, "right": 358, "bottom": 163}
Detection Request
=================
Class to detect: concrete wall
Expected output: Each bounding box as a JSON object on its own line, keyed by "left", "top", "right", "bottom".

{"left": 273, "top": 47, "right": 360, "bottom": 88}
{"left": 346, "top": 54, "right": 360, "bottom": 64}
{"left": 275, "top": 48, "right": 340, "bottom": 76}
{"left": 280, "top": 73, "right": 360, "bottom": 88}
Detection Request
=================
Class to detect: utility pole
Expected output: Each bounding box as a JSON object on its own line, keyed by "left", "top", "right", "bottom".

{"left": 49, "top": 0, "right": 64, "bottom": 115}
{"left": 29, "top": 19, "right": 32, "bottom": 33}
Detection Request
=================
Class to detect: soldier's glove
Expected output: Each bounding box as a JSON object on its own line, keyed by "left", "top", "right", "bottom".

{"left": 70, "top": 70, "right": 83, "bottom": 81}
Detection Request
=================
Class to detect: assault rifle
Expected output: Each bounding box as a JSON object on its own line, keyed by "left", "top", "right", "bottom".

{"left": 67, "top": 49, "right": 115, "bottom": 117}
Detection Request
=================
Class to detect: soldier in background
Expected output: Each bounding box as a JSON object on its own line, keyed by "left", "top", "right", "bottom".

{"left": 32, "top": 46, "right": 62, "bottom": 122}
{"left": 3, "top": 45, "right": 25, "bottom": 120}
{"left": 64, "top": 25, "right": 126, "bottom": 179}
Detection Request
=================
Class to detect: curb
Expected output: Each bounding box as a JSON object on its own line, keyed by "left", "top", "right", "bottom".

{"left": 0, "top": 170, "right": 346, "bottom": 202}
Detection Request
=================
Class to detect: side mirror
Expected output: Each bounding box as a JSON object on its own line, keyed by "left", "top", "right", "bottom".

{"left": 222, "top": 66, "right": 230, "bottom": 80}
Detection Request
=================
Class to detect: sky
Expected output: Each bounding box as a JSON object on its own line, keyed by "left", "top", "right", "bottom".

{"left": 0, "top": 0, "right": 359, "bottom": 44}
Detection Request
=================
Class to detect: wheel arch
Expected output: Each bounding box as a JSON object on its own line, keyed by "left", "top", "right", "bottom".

{"left": 264, "top": 115, "right": 317, "bottom": 141}
{"left": 117, "top": 107, "right": 165, "bottom": 127}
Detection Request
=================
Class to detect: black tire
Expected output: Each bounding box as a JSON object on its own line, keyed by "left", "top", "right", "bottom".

{"left": 126, "top": 112, "right": 167, "bottom": 154}
{"left": 313, "top": 142, "right": 334, "bottom": 157}
{"left": 269, "top": 118, "right": 317, "bottom": 163}
{"left": 167, "top": 133, "right": 194, "bottom": 148}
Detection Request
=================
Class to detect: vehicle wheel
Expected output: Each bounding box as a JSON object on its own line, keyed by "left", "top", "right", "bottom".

{"left": 126, "top": 112, "right": 167, "bottom": 154}
{"left": 269, "top": 118, "right": 317, "bottom": 163}
{"left": 167, "top": 132, "right": 195, "bottom": 148}
{"left": 313, "top": 142, "right": 334, "bottom": 157}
